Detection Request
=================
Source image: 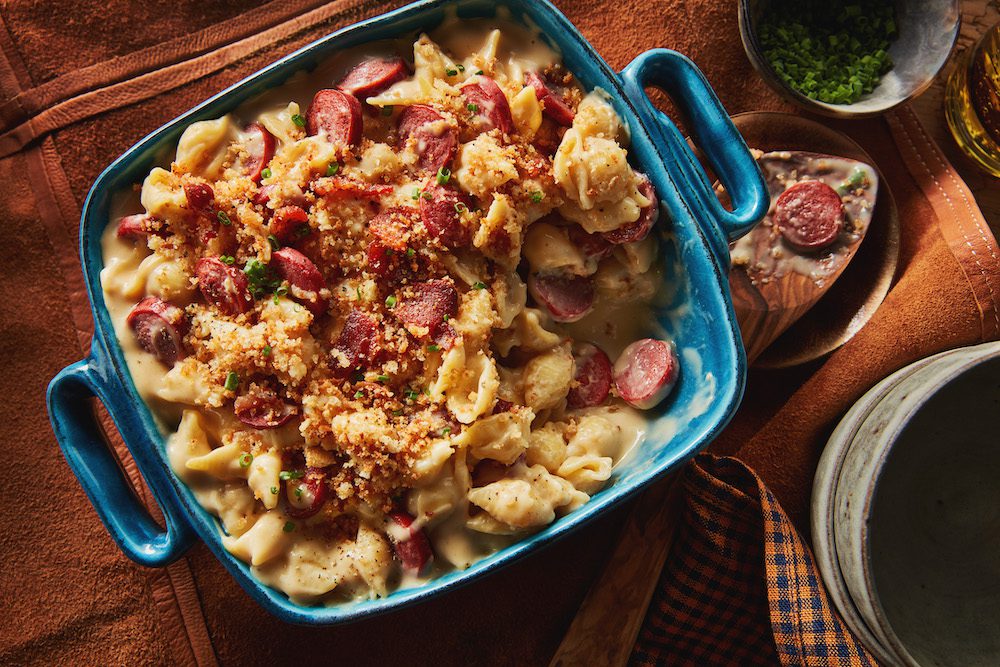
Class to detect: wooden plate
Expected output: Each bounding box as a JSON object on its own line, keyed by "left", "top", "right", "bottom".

{"left": 729, "top": 112, "right": 900, "bottom": 368}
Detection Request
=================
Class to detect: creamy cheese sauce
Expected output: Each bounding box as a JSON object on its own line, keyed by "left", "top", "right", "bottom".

{"left": 99, "top": 17, "right": 689, "bottom": 606}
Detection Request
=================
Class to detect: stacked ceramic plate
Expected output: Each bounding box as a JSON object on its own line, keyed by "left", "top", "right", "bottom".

{"left": 812, "top": 341, "right": 1000, "bottom": 667}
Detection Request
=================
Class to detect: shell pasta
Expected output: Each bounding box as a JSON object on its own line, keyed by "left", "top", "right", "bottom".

{"left": 100, "top": 22, "right": 679, "bottom": 605}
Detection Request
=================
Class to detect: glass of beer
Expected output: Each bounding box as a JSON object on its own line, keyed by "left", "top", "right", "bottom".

{"left": 946, "top": 23, "right": 1000, "bottom": 177}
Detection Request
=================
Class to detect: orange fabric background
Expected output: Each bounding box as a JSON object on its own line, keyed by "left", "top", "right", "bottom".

{"left": 0, "top": 1, "right": 997, "bottom": 665}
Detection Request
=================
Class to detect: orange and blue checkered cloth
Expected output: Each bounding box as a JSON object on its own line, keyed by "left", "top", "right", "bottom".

{"left": 631, "top": 455, "right": 878, "bottom": 666}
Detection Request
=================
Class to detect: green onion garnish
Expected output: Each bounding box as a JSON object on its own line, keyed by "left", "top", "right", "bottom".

{"left": 224, "top": 371, "right": 239, "bottom": 391}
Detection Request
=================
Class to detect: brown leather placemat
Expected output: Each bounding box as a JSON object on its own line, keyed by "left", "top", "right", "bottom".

{"left": 1, "top": 1, "right": 997, "bottom": 665}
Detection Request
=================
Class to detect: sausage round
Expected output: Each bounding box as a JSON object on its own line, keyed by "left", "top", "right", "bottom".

{"left": 306, "top": 89, "right": 363, "bottom": 147}
{"left": 773, "top": 180, "right": 844, "bottom": 251}
{"left": 195, "top": 257, "right": 254, "bottom": 315}
{"left": 126, "top": 296, "right": 189, "bottom": 365}
{"left": 612, "top": 338, "right": 680, "bottom": 409}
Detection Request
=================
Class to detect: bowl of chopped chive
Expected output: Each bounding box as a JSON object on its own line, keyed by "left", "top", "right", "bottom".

{"left": 739, "top": 0, "right": 960, "bottom": 117}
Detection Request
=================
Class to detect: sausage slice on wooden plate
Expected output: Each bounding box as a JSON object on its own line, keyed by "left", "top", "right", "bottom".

{"left": 773, "top": 180, "right": 844, "bottom": 251}
{"left": 306, "top": 89, "right": 363, "bottom": 147}
{"left": 126, "top": 296, "right": 189, "bottom": 365}
{"left": 612, "top": 338, "right": 679, "bottom": 409}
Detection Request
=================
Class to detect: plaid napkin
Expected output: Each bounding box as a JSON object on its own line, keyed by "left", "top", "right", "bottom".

{"left": 631, "top": 455, "right": 877, "bottom": 666}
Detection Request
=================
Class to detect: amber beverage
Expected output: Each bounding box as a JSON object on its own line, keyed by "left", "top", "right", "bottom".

{"left": 946, "top": 23, "right": 1000, "bottom": 177}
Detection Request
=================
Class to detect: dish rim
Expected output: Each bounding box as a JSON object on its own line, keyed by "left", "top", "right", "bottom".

{"left": 64, "top": 0, "right": 752, "bottom": 624}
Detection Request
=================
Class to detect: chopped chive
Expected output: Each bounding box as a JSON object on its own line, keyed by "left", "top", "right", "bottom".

{"left": 385, "top": 294, "right": 397, "bottom": 309}
{"left": 220, "top": 254, "right": 236, "bottom": 266}
{"left": 279, "top": 470, "right": 304, "bottom": 481}
{"left": 354, "top": 390, "right": 364, "bottom": 399}
{"left": 381, "top": 105, "right": 394, "bottom": 117}
{"left": 457, "top": 64, "right": 465, "bottom": 72}
{"left": 445, "top": 68, "right": 458, "bottom": 76}
{"left": 261, "top": 167, "right": 272, "bottom": 179}
{"left": 436, "top": 167, "right": 451, "bottom": 185}
{"left": 421, "top": 192, "right": 433, "bottom": 200}
{"left": 530, "top": 191, "right": 544, "bottom": 203}
{"left": 454, "top": 202, "right": 467, "bottom": 213}
{"left": 475, "top": 69, "right": 483, "bottom": 75}
{"left": 376, "top": 374, "right": 390, "bottom": 383}
{"left": 224, "top": 371, "right": 239, "bottom": 391}
{"left": 263, "top": 344, "right": 272, "bottom": 357}
{"left": 270, "top": 486, "right": 278, "bottom": 495}
{"left": 472, "top": 281, "right": 486, "bottom": 290}
{"left": 392, "top": 409, "right": 404, "bottom": 416}
{"left": 466, "top": 102, "right": 479, "bottom": 113}
{"left": 405, "top": 389, "right": 419, "bottom": 401}
{"left": 427, "top": 344, "right": 440, "bottom": 352}
{"left": 239, "top": 452, "right": 253, "bottom": 468}
{"left": 441, "top": 426, "right": 451, "bottom": 435}
{"left": 326, "top": 162, "right": 340, "bottom": 177}
{"left": 356, "top": 286, "right": 363, "bottom": 300}
{"left": 406, "top": 247, "right": 415, "bottom": 258}
{"left": 291, "top": 113, "right": 306, "bottom": 127}
{"left": 411, "top": 188, "right": 420, "bottom": 201}
{"left": 442, "top": 314, "right": 450, "bottom": 322}
{"left": 283, "top": 521, "right": 296, "bottom": 532}
{"left": 294, "top": 486, "right": 303, "bottom": 499}
{"left": 217, "top": 210, "right": 232, "bottom": 226}
{"left": 268, "top": 234, "right": 280, "bottom": 250}
{"left": 275, "top": 286, "right": 288, "bottom": 297}
{"left": 385, "top": 248, "right": 394, "bottom": 256}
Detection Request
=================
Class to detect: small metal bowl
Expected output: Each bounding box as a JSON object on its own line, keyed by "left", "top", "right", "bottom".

{"left": 738, "top": 0, "right": 961, "bottom": 118}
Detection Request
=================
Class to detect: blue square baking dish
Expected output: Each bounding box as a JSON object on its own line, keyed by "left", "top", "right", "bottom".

{"left": 46, "top": 0, "right": 768, "bottom": 624}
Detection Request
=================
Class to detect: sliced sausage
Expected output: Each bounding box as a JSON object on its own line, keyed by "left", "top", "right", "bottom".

{"left": 461, "top": 76, "right": 515, "bottom": 134}
{"left": 524, "top": 71, "right": 575, "bottom": 127}
{"left": 196, "top": 256, "right": 254, "bottom": 315}
{"left": 234, "top": 384, "right": 298, "bottom": 429}
{"left": 240, "top": 122, "right": 276, "bottom": 183}
{"left": 313, "top": 177, "right": 394, "bottom": 200}
{"left": 306, "top": 89, "right": 363, "bottom": 147}
{"left": 252, "top": 184, "right": 275, "bottom": 207}
{"left": 284, "top": 468, "right": 329, "bottom": 519}
{"left": 774, "top": 180, "right": 844, "bottom": 251}
{"left": 397, "top": 104, "right": 457, "bottom": 173}
{"left": 387, "top": 510, "right": 433, "bottom": 575}
{"left": 270, "top": 247, "right": 327, "bottom": 316}
{"left": 419, "top": 182, "right": 473, "bottom": 249}
{"left": 336, "top": 56, "right": 409, "bottom": 99}
{"left": 126, "top": 296, "right": 188, "bottom": 365}
{"left": 567, "top": 343, "right": 613, "bottom": 409}
{"left": 568, "top": 225, "right": 613, "bottom": 261}
{"left": 603, "top": 173, "right": 659, "bottom": 245}
{"left": 116, "top": 214, "right": 164, "bottom": 240}
{"left": 330, "top": 309, "right": 380, "bottom": 375}
{"left": 393, "top": 279, "right": 458, "bottom": 336}
{"left": 528, "top": 273, "right": 594, "bottom": 322}
{"left": 269, "top": 205, "right": 310, "bottom": 244}
{"left": 613, "top": 338, "right": 680, "bottom": 410}
{"left": 183, "top": 182, "right": 215, "bottom": 211}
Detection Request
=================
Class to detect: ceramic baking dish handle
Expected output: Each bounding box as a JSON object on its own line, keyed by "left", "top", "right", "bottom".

{"left": 620, "top": 49, "right": 768, "bottom": 267}
{"left": 47, "top": 357, "right": 194, "bottom": 567}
